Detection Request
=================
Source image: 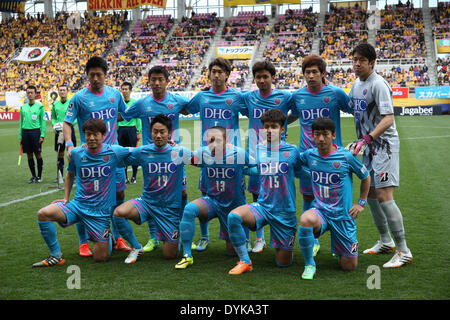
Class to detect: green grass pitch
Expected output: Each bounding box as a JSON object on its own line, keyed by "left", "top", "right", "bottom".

{"left": 0, "top": 116, "right": 449, "bottom": 300}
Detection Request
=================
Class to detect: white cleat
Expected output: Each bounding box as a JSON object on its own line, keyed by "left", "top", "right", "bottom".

{"left": 252, "top": 238, "right": 266, "bottom": 253}
{"left": 363, "top": 240, "right": 395, "bottom": 255}
{"left": 124, "top": 247, "right": 144, "bottom": 264}
{"left": 383, "top": 250, "right": 413, "bottom": 268}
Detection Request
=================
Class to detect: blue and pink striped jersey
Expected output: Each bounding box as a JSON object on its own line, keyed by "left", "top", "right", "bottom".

{"left": 67, "top": 144, "right": 131, "bottom": 215}
{"left": 122, "top": 92, "right": 190, "bottom": 145}
{"left": 125, "top": 143, "right": 192, "bottom": 208}
{"left": 299, "top": 146, "right": 369, "bottom": 221}
{"left": 186, "top": 87, "right": 247, "bottom": 147}
{"left": 193, "top": 145, "right": 255, "bottom": 208}
{"left": 65, "top": 85, "right": 127, "bottom": 145}
{"left": 250, "top": 141, "right": 302, "bottom": 214}
{"left": 290, "top": 84, "right": 353, "bottom": 152}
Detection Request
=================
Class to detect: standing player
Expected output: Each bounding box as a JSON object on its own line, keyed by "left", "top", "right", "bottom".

{"left": 186, "top": 57, "right": 249, "bottom": 252}
{"left": 227, "top": 109, "right": 302, "bottom": 274}
{"left": 114, "top": 114, "right": 192, "bottom": 263}
{"left": 288, "top": 54, "right": 354, "bottom": 255}
{"left": 32, "top": 118, "right": 131, "bottom": 267}
{"left": 346, "top": 43, "right": 413, "bottom": 268}
{"left": 121, "top": 66, "right": 191, "bottom": 253}
{"left": 241, "top": 60, "right": 294, "bottom": 253}
{"left": 176, "top": 126, "right": 255, "bottom": 269}
{"left": 51, "top": 84, "right": 77, "bottom": 184}
{"left": 63, "top": 56, "right": 141, "bottom": 255}
{"left": 297, "top": 117, "right": 370, "bottom": 280}
{"left": 118, "top": 81, "right": 141, "bottom": 184}
{"left": 19, "top": 85, "right": 45, "bottom": 183}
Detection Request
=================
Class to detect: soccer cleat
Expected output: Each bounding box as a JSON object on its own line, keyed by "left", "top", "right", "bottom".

{"left": 193, "top": 237, "right": 209, "bottom": 252}
{"left": 175, "top": 254, "right": 194, "bottom": 269}
{"left": 79, "top": 242, "right": 93, "bottom": 257}
{"left": 32, "top": 255, "right": 66, "bottom": 268}
{"left": 114, "top": 237, "right": 131, "bottom": 252}
{"left": 252, "top": 238, "right": 266, "bottom": 253}
{"left": 143, "top": 238, "right": 159, "bottom": 253}
{"left": 28, "top": 177, "right": 37, "bottom": 184}
{"left": 125, "top": 247, "right": 144, "bottom": 264}
{"left": 383, "top": 250, "right": 413, "bottom": 268}
{"left": 363, "top": 240, "right": 395, "bottom": 255}
{"left": 313, "top": 240, "right": 321, "bottom": 257}
{"left": 35, "top": 177, "right": 42, "bottom": 183}
{"left": 130, "top": 177, "right": 137, "bottom": 184}
{"left": 301, "top": 265, "right": 316, "bottom": 280}
{"left": 228, "top": 261, "right": 253, "bottom": 275}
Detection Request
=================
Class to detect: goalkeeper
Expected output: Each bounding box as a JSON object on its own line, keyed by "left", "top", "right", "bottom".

{"left": 51, "top": 85, "right": 76, "bottom": 184}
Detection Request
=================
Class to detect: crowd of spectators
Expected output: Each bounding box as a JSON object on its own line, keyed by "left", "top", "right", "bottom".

{"left": 431, "top": 1, "right": 449, "bottom": 39}
{"left": 437, "top": 57, "right": 449, "bottom": 86}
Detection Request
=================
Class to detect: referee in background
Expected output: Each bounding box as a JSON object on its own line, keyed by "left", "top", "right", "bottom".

{"left": 19, "top": 85, "right": 46, "bottom": 183}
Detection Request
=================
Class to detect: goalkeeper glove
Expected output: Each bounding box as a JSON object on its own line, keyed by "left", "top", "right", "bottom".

{"left": 345, "top": 134, "right": 373, "bottom": 156}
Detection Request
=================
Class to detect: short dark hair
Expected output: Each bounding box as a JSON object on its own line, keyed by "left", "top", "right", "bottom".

{"left": 148, "top": 66, "right": 169, "bottom": 80}
{"left": 150, "top": 114, "right": 172, "bottom": 133}
{"left": 352, "top": 43, "right": 377, "bottom": 62}
{"left": 208, "top": 58, "right": 232, "bottom": 75}
{"left": 252, "top": 60, "right": 276, "bottom": 77}
{"left": 85, "top": 56, "right": 108, "bottom": 74}
{"left": 302, "top": 54, "right": 327, "bottom": 74}
{"left": 121, "top": 81, "right": 132, "bottom": 90}
{"left": 82, "top": 118, "right": 107, "bottom": 135}
{"left": 26, "top": 85, "right": 37, "bottom": 93}
{"left": 260, "top": 109, "right": 286, "bottom": 128}
{"left": 312, "top": 117, "right": 336, "bottom": 134}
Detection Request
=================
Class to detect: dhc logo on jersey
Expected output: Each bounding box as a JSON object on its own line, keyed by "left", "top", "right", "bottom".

{"left": 91, "top": 108, "right": 116, "bottom": 120}
{"left": 301, "top": 107, "right": 330, "bottom": 120}
{"left": 260, "top": 162, "right": 289, "bottom": 175}
{"left": 80, "top": 165, "right": 111, "bottom": 178}
{"left": 206, "top": 167, "right": 235, "bottom": 179}
{"left": 253, "top": 107, "right": 271, "bottom": 119}
{"left": 204, "top": 108, "right": 232, "bottom": 120}
{"left": 148, "top": 162, "right": 177, "bottom": 174}
{"left": 352, "top": 98, "right": 367, "bottom": 112}
{"left": 312, "top": 171, "right": 340, "bottom": 185}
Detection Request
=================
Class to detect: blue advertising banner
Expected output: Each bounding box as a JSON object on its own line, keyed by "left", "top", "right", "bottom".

{"left": 415, "top": 86, "right": 450, "bottom": 99}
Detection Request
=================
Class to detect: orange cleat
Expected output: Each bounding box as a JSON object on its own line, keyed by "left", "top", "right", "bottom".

{"left": 114, "top": 237, "right": 131, "bottom": 252}
{"left": 228, "top": 261, "right": 253, "bottom": 275}
{"left": 79, "top": 242, "right": 93, "bottom": 257}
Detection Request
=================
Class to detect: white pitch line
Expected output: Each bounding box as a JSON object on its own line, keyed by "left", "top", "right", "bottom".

{"left": 0, "top": 188, "right": 62, "bottom": 208}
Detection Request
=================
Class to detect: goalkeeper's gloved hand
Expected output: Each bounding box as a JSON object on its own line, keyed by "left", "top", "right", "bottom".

{"left": 345, "top": 134, "right": 373, "bottom": 156}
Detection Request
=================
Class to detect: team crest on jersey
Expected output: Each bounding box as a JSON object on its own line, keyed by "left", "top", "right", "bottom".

{"left": 333, "top": 161, "right": 341, "bottom": 169}
{"left": 168, "top": 103, "right": 174, "bottom": 110}
{"left": 109, "top": 97, "right": 115, "bottom": 104}
{"left": 323, "top": 96, "right": 330, "bottom": 104}
{"left": 282, "top": 151, "right": 291, "bottom": 159}
{"left": 351, "top": 242, "right": 359, "bottom": 254}
{"left": 225, "top": 98, "right": 233, "bottom": 106}
{"left": 102, "top": 155, "right": 110, "bottom": 162}
{"left": 363, "top": 89, "right": 368, "bottom": 96}
{"left": 171, "top": 230, "right": 179, "bottom": 240}
{"left": 274, "top": 98, "right": 281, "bottom": 105}
{"left": 171, "top": 150, "right": 179, "bottom": 160}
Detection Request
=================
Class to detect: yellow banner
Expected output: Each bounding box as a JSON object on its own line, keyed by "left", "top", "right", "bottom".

{"left": 87, "top": 0, "right": 166, "bottom": 11}
{"left": 224, "top": 0, "right": 300, "bottom": 7}
{"left": 436, "top": 39, "right": 450, "bottom": 53}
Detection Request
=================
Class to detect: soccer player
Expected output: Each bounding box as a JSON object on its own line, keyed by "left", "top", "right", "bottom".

{"left": 63, "top": 56, "right": 139, "bottom": 256}
{"left": 288, "top": 54, "right": 354, "bottom": 256}
{"left": 114, "top": 114, "right": 192, "bottom": 262}
{"left": 346, "top": 43, "right": 413, "bottom": 268}
{"left": 121, "top": 66, "right": 191, "bottom": 253}
{"left": 51, "top": 84, "right": 77, "bottom": 184}
{"left": 118, "top": 81, "right": 141, "bottom": 184}
{"left": 241, "top": 60, "right": 294, "bottom": 253}
{"left": 297, "top": 117, "right": 370, "bottom": 280}
{"left": 227, "top": 109, "right": 301, "bottom": 275}
{"left": 19, "top": 85, "right": 45, "bottom": 183}
{"left": 32, "top": 118, "right": 131, "bottom": 267}
{"left": 186, "top": 57, "right": 249, "bottom": 252}
{"left": 176, "top": 126, "right": 255, "bottom": 269}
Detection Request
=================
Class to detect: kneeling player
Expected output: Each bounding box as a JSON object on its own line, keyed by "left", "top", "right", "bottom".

{"left": 297, "top": 117, "right": 370, "bottom": 279}
{"left": 227, "top": 109, "right": 302, "bottom": 274}
{"left": 32, "top": 119, "right": 131, "bottom": 267}
{"left": 175, "top": 126, "right": 255, "bottom": 269}
{"left": 114, "top": 114, "right": 192, "bottom": 262}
